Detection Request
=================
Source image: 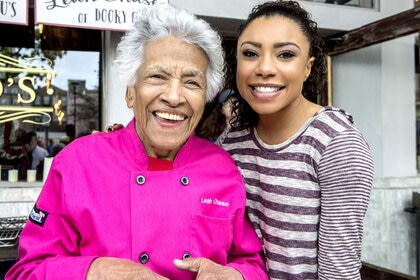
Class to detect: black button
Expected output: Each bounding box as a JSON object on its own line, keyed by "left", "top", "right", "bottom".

{"left": 182, "top": 252, "right": 192, "bottom": 259}
{"left": 139, "top": 252, "right": 149, "bottom": 264}
{"left": 136, "top": 175, "right": 146, "bottom": 185}
{"left": 180, "top": 176, "right": 189, "bottom": 186}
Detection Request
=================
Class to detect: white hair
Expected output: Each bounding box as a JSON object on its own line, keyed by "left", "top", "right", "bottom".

{"left": 113, "top": 3, "right": 225, "bottom": 102}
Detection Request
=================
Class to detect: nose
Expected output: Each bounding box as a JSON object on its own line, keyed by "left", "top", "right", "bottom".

{"left": 162, "top": 80, "right": 183, "bottom": 106}
{"left": 256, "top": 54, "right": 276, "bottom": 77}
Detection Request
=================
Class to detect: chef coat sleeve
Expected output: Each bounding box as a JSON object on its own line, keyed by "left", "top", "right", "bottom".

{"left": 226, "top": 205, "right": 268, "bottom": 279}
{"left": 5, "top": 157, "right": 97, "bottom": 280}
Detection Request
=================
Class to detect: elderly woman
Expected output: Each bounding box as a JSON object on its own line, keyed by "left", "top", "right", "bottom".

{"left": 5, "top": 4, "right": 267, "bottom": 280}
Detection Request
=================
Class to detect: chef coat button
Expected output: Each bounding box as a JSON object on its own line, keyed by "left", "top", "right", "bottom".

{"left": 139, "top": 253, "right": 149, "bottom": 264}
{"left": 136, "top": 175, "right": 146, "bottom": 185}
{"left": 182, "top": 252, "right": 192, "bottom": 259}
{"left": 180, "top": 176, "right": 189, "bottom": 186}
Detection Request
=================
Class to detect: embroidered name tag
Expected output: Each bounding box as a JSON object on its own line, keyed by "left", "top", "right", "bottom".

{"left": 201, "top": 196, "right": 230, "bottom": 207}
{"left": 29, "top": 205, "right": 49, "bottom": 227}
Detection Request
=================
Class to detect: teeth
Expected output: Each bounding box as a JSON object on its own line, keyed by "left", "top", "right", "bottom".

{"left": 155, "top": 112, "right": 185, "bottom": 121}
{"left": 254, "top": 86, "right": 280, "bottom": 93}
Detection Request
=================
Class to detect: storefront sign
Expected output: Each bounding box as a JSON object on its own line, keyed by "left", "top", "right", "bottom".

{"left": 0, "top": 54, "right": 55, "bottom": 125}
{"left": 35, "top": 0, "right": 169, "bottom": 31}
{"left": 0, "top": 0, "right": 29, "bottom": 25}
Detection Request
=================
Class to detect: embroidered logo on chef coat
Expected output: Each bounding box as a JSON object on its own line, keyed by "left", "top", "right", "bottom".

{"left": 29, "top": 204, "right": 49, "bottom": 227}
{"left": 200, "top": 196, "right": 229, "bottom": 207}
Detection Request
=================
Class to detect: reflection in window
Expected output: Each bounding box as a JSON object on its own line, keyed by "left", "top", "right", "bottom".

{"left": 0, "top": 24, "right": 101, "bottom": 181}
{"left": 0, "top": 49, "right": 100, "bottom": 136}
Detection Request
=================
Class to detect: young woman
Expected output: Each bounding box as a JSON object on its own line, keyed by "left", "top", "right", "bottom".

{"left": 216, "top": 1, "right": 374, "bottom": 279}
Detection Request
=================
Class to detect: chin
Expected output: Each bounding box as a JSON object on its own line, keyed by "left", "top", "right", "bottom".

{"left": 155, "top": 138, "right": 187, "bottom": 150}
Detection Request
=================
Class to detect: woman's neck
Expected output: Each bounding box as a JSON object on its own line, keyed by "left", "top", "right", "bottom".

{"left": 256, "top": 98, "right": 321, "bottom": 145}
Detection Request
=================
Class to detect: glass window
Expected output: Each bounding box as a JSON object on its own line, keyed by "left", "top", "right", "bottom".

{"left": 0, "top": 22, "right": 102, "bottom": 181}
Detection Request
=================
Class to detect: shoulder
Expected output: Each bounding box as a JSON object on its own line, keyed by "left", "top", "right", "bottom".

{"left": 216, "top": 127, "right": 251, "bottom": 146}
{"left": 215, "top": 127, "right": 254, "bottom": 157}
{"left": 304, "top": 106, "right": 366, "bottom": 146}
{"left": 312, "top": 106, "right": 370, "bottom": 147}
{"left": 314, "top": 106, "right": 357, "bottom": 130}
{"left": 57, "top": 124, "right": 135, "bottom": 161}
{"left": 182, "top": 135, "right": 240, "bottom": 171}
{"left": 189, "top": 135, "right": 245, "bottom": 186}
{"left": 191, "top": 135, "right": 234, "bottom": 159}
{"left": 34, "top": 145, "right": 49, "bottom": 155}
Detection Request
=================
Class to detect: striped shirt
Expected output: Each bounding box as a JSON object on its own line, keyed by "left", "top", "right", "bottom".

{"left": 217, "top": 106, "right": 373, "bottom": 280}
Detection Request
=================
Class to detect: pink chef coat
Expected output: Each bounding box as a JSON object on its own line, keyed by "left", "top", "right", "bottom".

{"left": 6, "top": 119, "right": 267, "bottom": 280}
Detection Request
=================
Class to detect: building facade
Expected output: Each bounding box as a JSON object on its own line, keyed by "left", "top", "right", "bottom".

{"left": 0, "top": 0, "right": 419, "bottom": 277}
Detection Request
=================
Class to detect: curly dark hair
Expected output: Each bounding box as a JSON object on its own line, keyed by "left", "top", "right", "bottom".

{"left": 229, "top": 0, "right": 327, "bottom": 129}
{"left": 195, "top": 102, "right": 228, "bottom": 141}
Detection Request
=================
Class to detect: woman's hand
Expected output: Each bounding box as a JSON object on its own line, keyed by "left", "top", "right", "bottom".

{"left": 86, "top": 257, "right": 169, "bottom": 280}
{"left": 174, "top": 257, "right": 244, "bottom": 280}
{"left": 106, "top": 123, "right": 124, "bottom": 132}
{"left": 91, "top": 124, "right": 124, "bottom": 134}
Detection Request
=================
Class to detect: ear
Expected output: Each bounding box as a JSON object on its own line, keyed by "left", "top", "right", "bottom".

{"left": 125, "top": 87, "right": 135, "bottom": 109}
{"left": 305, "top": 56, "right": 315, "bottom": 80}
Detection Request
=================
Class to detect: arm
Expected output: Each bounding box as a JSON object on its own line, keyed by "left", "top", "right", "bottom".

{"left": 224, "top": 208, "right": 268, "bottom": 280}
{"left": 173, "top": 211, "right": 268, "bottom": 280}
{"left": 317, "top": 130, "right": 374, "bottom": 280}
{"left": 174, "top": 258, "right": 243, "bottom": 280}
{"left": 6, "top": 156, "right": 169, "bottom": 280}
{"left": 5, "top": 158, "right": 96, "bottom": 279}
{"left": 174, "top": 164, "right": 268, "bottom": 280}
{"left": 87, "top": 258, "right": 169, "bottom": 280}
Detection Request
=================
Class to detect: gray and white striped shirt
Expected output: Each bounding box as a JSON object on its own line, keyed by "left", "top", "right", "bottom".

{"left": 217, "top": 106, "right": 373, "bottom": 280}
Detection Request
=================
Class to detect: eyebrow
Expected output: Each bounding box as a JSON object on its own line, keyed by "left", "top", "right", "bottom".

{"left": 147, "top": 65, "right": 205, "bottom": 78}
{"left": 240, "top": 41, "right": 301, "bottom": 50}
{"left": 183, "top": 70, "right": 205, "bottom": 78}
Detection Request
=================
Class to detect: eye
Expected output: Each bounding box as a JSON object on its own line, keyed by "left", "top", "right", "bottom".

{"left": 242, "top": 49, "right": 258, "bottom": 58}
{"left": 150, "top": 73, "right": 165, "bottom": 79}
{"left": 278, "top": 51, "right": 295, "bottom": 59}
{"left": 184, "top": 79, "right": 203, "bottom": 89}
{"left": 187, "top": 80, "right": 199, "bottom": 86}
{"left": 144, "top": 72, "right": 166, "bottom": 85}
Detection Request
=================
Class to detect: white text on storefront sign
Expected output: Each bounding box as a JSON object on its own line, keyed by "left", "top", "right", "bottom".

{"left": 0, "top": 54, "right": 55, "bottom": 124}
{"left": 0, "top": 0, "right": 28, "bottom": 25}
{"left": 35, "top": 0, "right": 169, "bottom": 31}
